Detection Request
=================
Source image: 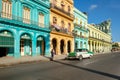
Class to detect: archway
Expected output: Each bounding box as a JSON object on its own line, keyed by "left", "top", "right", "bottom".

{"left": 52, "top": 38, "right": 57, "bottom": 54}
{"left": 67, "top": 40, "right": 71, "bottom": 53}
{"left": 0, "top": 30, "right": 14, "bottom": 57}
{"left": 60, "top": 40, "right": 64, "bottom": 54}
{"left": 37, "top": 36, "right": 45, "bottom": 55}
{"left": 20, "top": 33, "right": 32, "bottom": 56}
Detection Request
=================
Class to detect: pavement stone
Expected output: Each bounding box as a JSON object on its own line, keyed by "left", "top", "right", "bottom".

{"left": 0, "top": 55, "right": 67, "bottom": 67}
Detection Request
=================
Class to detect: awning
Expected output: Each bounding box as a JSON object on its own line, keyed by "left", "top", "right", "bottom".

{"left": 52, "top": 24, "right": 60, "bottom": 30}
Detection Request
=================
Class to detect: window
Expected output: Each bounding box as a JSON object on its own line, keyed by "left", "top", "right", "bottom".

{"left": 52, "top": 0, "right": 57, "bottom": 7}
{"left": 38, "top": 13, "right": 44, "bottom": 27}
{"left": 68, "top": 6, "right": 71, "bottom": 13}
{"left": 23, "top": 7, "right": 30, "bottom": 24}
{"left": 80, "top": 20, "right": 82, "bottom": 25}
{"left": 61, "top": 20, "right": 64, "bottom": 28}
{"left": 68, "top": 23, "right": 71, "bottom": 32}
{"left": 76, "top": 18, "right": 78, "bottom": 24}
{"left": 84, "top": 42, "right": 87, "bottom": 48}
{"left": 92, "top": 32, "right": 94, "bottom": 37}
{"left": 53, "top": 17, "right": 57, "bottom": 24}
{"left": 61, "top": 1, "right": 65, "bottom": 10}
{"left": 80, "top": 32, "right": 82, "bottom": 37}
{"left": 2, "top": 0, "right": 12, "bottom": 19}
{"left": 84, "top": 33, "right": 86, "bottom": 37}
{"left": 80, "top": 41, "right": 82, "bottom": 48}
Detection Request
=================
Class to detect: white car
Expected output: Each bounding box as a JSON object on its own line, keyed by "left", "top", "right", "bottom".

{"left": 67, "top": 48, "right": 93, "bottom": 60}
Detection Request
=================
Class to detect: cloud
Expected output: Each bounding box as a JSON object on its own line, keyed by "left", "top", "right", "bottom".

{"left": 89, "top": 4, "right": 98, "bottom": 10}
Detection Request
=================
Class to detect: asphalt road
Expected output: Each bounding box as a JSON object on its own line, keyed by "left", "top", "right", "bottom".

{"left": 0, "top": 52, "right": 120, "bottom": 80}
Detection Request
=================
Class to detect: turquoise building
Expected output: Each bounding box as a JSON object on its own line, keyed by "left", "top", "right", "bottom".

{"left": 73, "top": 8, "right": 89, "bottom": 50}
{"left": 0, "top": 0, "right": 50, "bottom": 58}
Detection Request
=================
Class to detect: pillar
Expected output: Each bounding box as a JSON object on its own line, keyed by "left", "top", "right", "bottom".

{"left": 32, "top": 34, "right": 37, "bottom": 56}
{"left": 57, "top": 39, "right": 60, "bottom": 55}
{"left": 64, "top": 40, "right": 67, "bottom": 54}
{"left": 44, "top": 34, "right": 50, "bottom": 56}
{"left": 14, "top": 31, "right": 20, "bottom": 58}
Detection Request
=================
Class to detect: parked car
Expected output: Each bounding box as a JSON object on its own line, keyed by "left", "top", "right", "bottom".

{"left": 66, "top": 48, "right": 94, "bottom": 60}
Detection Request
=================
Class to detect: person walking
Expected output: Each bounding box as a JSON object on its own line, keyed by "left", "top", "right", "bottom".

{"left": 50, "top": 48, "right": 55, "bottom": 61}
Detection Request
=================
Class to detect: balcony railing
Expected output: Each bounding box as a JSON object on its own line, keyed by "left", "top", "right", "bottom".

{"left": 72, "top": 30, "right": 88, "bottom": 39}
{"left": 74, "top": 23, "right": 88, "bottom": 32}
{"left": 89, "top": 36, "right": 111, "bottom": 43}
{"left": 50, "top": 3, "right": 74, "bottom": 18}
{"left": 50, "top": 24, "right": 72, "bottom": 35}
{"left": 0, "top": 12, "right": 49, "bottom": 28}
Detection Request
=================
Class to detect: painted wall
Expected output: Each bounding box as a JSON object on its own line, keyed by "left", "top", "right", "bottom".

{"left": 0, "top": 0, "right": 50, "bottom": 58}
{"left": 74, "top": 8, "right": 89, "bottom": 49}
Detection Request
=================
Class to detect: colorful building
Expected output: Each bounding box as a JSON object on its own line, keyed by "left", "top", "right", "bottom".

{"left": 0, "top": 0, "right": 50, "bottom": 58}
{"left": 74, "top": 8, "right": 89, "bottom": 50}
{"left": 50, "top": 0, "right": 74, "bottom": 55}
{"left": 88, "top": 20, "right": 112, "bottom": 54}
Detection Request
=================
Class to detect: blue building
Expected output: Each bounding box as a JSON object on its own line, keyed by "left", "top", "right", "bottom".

{"left": 74, "top": 8, "right": 89, "bottom": 49}
{"left": 0, "top": 0, "right": 50, "bottom": 58}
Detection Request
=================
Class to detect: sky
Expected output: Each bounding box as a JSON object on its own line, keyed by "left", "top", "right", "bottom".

{"left": 74, "top": 0, "right": 120, "bottom": 42}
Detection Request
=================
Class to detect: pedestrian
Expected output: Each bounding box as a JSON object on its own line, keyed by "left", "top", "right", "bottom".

{"left": 50, "top": 48, "right": 55, "bottom": 61}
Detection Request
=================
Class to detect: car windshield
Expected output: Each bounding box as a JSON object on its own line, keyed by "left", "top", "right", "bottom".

{"left": 75, "top": 49, "right": 88, "bottom": 52}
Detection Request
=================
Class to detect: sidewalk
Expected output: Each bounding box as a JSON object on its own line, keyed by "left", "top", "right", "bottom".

{"left": 0, "top": 55, "right": 67, "bottom": 67}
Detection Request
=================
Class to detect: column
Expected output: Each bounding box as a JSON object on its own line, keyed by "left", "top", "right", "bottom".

{"left": 71, "top": 39, "right": 74, "bottom": 52}
{"left": 32, "top": 34, "right": 37, "bottom": 56}
{"left": 64, "top": 40, "right": 67, "bottom": 54}
{"left": 57, "top": 40, "right": 60, "bottom": 55}
{"left": 14, "top": 31, "right": 20, "bottom": 58}
{"left": 93, "top": 41, "right": 95, "bottom": 53}
{"left": 45, "top": 34, "right": 50, "bottom": 56}
{"left": 90, "top": 41, "right": 93, "bottom": 52}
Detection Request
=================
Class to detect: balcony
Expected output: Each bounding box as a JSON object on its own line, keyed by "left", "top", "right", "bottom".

{"left": 75, "top": 34, "right": 88, "bottom": 39}
{"left": 89, "top": 36, "right": 110, "bottom": 43}
{"left": 50, "top": 3, "right": 74, "bottom": 18}
{"left": 0, "top": 12, "right": 49, "bottom": 30}
{"left": 50, "top": 24, "right": 72, "bottom": 35}
{"left": 74, "top": 23, "right": 88, "bottom": 32}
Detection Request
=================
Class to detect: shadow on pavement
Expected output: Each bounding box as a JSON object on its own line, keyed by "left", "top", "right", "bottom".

{"left": 53, "top": 60, "right": 120, "bottom": 80}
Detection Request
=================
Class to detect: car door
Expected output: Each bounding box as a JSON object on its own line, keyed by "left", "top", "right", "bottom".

{"left": 82, "top": 49, "right": 90, "bottom": 58}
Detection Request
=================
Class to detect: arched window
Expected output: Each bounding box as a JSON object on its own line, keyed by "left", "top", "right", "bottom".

{"left": 23, "top": 7, "right": 30, "bottom": 24}
{"left": 2, "top": 0, "right": 12, "bottom": 19}
{"left": 38, "top": 13, "right": 44, "bottom": 27}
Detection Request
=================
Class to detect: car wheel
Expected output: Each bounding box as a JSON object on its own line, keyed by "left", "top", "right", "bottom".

{"left": 89, "top": 55, "right": 92, "bottom": 59}
{"left": 79, "top": 55, "right": 83, "bottom": 60}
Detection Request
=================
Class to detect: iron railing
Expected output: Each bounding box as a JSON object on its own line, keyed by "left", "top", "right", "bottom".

{"left": 0, "top": 12, "right": 49, "bottom": 28}
{"left": 89, "top": 36, "right": 111, "bottom": 43}
{"left": 74, "top": 23, "right": 88, "bottom": 31}
{"left": 50, "top": 25, "right": 73, "bottom": 35}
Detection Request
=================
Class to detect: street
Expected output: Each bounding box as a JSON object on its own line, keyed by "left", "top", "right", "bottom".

{"left": 0, "top": 52, "right": 120, "bottom": 80}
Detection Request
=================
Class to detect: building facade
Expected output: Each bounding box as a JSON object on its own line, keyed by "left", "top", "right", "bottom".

{"left": 88, "top": 20, "right": 112, "bottom": 54}
{"left": 74, "top": 8, "right": 89, "bottom": 50}
{"left": 50, "top": 0, "right": 74, "bottom": 55}
{"left": 0, "top": 0, "right": 50, "bottom": 58}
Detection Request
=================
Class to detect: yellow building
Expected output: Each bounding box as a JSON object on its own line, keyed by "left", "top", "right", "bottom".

{"left": 88, "top": 23, "right": 112, "bottom": 54}
{"left": 50, "top": 0, "right": 74, "bottom": 55}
